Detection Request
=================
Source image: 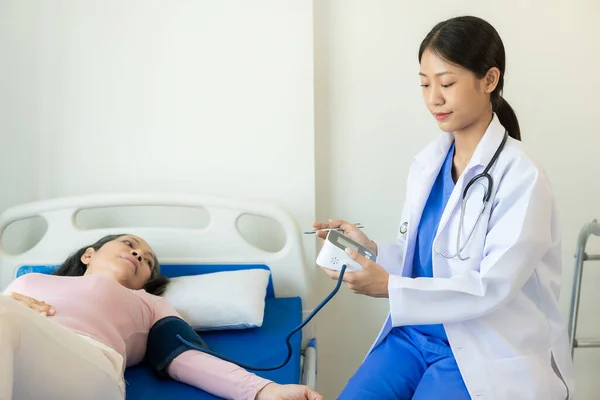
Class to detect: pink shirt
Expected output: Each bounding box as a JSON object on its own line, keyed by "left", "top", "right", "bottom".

{"left": 4, "top": 273, "right": 271, "bottom": 400}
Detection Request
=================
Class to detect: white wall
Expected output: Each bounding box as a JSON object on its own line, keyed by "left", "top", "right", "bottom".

{"left": 0, "top": 0, "right": 41, "bottom": 213}
{"left": 0, "top": 1, "right": 316, "bottom": 262}
{"left": 0, "top": 5, "right": 44, "bottom": 252}
{"left": 314, "top": 0, "right": 600, "bottom": 398}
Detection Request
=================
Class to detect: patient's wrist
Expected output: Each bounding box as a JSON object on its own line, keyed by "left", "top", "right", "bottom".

{"left": 255, "top": 382, "right": 278, "bottom": 400}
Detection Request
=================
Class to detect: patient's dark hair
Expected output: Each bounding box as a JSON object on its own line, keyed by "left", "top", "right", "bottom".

{"left": 52, "top": 234, "right": 170, "bottom": 296}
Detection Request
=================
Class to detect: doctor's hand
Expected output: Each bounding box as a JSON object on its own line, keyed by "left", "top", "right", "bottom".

{"left": 322, "top": 248, "right": 389, "bottom": 298}
{"left": 255, "top": 383, "right": 323, "bottom": 400}
{"left": 312, "top": 219, "right": 378, "bottom": 255}
{"left": 6, "top": 292, "right": 56, "bottom": 317}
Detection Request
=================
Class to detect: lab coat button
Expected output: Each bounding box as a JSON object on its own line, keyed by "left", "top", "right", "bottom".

{"left": 400, "top": 222, "right": 408, "bottom": 234}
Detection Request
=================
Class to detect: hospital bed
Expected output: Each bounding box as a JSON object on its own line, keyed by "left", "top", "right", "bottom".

{"left": 0, "top": 193, "right": 318, "bottom": 398}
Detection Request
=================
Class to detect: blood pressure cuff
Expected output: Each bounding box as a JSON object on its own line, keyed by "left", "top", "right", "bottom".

{"left": 146, "top": 316, "right": 211, "bottom": 379}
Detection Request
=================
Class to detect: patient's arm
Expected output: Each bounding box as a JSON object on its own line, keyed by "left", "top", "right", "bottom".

{"left": 150, "top": 296, "right": 272, "bottom": 400}
{"left": 164, "top": 344, "right": 322, "bottom": 400}
{"left": 166, "top": 349, "right": 272, "bottom": 400}
{"left": 148, "top": 295, "right": 322, "bottom": 400}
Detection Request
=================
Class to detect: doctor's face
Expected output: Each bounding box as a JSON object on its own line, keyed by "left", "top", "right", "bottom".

{"left": 419, "top": 48, "right": 491, "bottom": 134}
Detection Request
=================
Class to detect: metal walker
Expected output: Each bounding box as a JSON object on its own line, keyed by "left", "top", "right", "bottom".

{"left": 568, "top": 219, "right": 600, "bottom": 358}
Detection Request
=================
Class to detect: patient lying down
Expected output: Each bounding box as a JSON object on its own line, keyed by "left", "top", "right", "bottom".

{"left": 0, "top": 234, "right": 323, "bottom": 400}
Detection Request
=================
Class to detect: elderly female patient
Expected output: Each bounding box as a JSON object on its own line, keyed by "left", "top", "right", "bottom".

{"left": 0, "top": 234, "right": 323, "bottom": 400}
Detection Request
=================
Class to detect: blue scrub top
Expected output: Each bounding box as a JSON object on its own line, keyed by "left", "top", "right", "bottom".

{"left": 407, "top": 141, "right": 456, "bottom": 342}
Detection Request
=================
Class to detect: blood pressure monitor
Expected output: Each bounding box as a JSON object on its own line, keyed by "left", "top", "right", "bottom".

{"left": 316, "top": 229, "right": 375, "bottom": 272}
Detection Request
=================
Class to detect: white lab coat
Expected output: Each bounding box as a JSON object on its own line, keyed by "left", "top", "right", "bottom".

{"left": 373, "top": 114, "right": 574, "bottom": 399}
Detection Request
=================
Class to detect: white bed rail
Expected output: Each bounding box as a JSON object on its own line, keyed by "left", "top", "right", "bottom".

{"left": 0, "top": 193, "right": 314, "bottom": 307}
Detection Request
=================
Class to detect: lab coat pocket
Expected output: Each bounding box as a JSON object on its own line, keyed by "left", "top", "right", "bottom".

{"left": 488, "top": 353, "right": 547, "bottom": 400}
{"left": 488, "top": 350, "right": 567, "bottom": 400}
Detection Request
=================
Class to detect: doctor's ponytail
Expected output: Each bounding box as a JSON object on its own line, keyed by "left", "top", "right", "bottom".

{"left": 419, "top": 16, "right": 521, "bottom": 141}
{"left": 492, "top": 95, "right": 520, "bottom": 141}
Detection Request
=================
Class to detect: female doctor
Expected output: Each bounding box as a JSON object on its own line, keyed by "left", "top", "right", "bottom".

{"left": 313, "top": 16, "right": 574, "bottom": 400}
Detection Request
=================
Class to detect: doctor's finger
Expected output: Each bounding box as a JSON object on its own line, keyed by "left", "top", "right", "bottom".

{"left": 344, "top": 248, "right": 372, "bottom": 268}
{"left": 321, "top": 267, "right": 340, "bottom": 280}
{"left": 345, "top": 282, "right": 367, "bottom": 295}
{"left": 341, "top": 270, "right": 361, "bottom": 285}
{"left": 315, "top": 230, "right": 328, "bottom": 240}
{"left": 328, "top": 219, "right": 359, "bottom": 232}
{"left": 312, "top": 221, "right": 334, "bottom": 229}
{"left": 311, "top": 221, "right": 340, "bottom": 239}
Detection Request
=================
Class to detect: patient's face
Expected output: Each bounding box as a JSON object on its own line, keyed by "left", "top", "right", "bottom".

{"left": 81, "top": 235, "right": 156, "bottom": 290}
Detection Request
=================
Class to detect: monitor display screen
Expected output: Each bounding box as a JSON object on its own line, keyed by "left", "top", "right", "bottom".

{"left": 336, "top": 235, "right": 359, "bottom": 251}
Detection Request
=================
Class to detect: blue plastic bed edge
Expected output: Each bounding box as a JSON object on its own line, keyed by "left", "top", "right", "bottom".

{"left": 310, "top": 338, "right": 318, "bottom": 375}
{"left": 16, "top": 263, "right": 276, "bottom": 298}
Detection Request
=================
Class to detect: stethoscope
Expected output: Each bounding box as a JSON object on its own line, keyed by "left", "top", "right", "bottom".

{"left": 437, "top": 130, "right": 508, "bottom": 261}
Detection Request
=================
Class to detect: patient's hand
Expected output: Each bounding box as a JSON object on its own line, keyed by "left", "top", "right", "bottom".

{"left": 6, "top": 292, "right": 56, "bottom": 317}
{"left": 256, "top": 383, "right": 323, "bottom": 400}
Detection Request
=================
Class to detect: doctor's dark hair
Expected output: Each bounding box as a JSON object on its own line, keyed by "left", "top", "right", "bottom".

{"left": 52, "top": 234, "right": 170, "bottom": 296}
{"left": 418, "top": 16, "right": 521, "bottom": 141}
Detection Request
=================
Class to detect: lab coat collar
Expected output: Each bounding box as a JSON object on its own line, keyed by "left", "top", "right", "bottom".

{"left": 464, "top": 113, "right": 507, "bottom": 170}
{"left": 414, "top": 113, "right": 507, "bottom": 173}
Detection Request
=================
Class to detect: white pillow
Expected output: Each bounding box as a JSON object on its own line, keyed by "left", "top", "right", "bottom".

{"left": 163, "top": 269, "right": 271, "bottom": 331}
